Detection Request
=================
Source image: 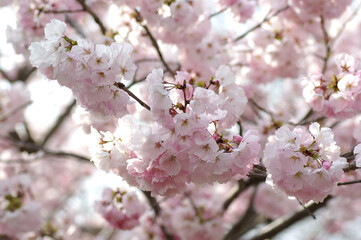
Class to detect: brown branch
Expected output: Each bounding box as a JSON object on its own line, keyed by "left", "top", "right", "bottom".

{"left": 330, "top": 3, "right": 361, "bottom": 49}
{"left": 296, "top": 198, "right": 316, "bottom": 219}
{"left": 295, "top": 108, "right": 314, "bottom": 125}
{"left": 0, "top": 135, "right": 90, "bottom": 162}
{"left": 342, "top": 150, "right": 355, "bottom": 161}
{"left": 320, "top": 16, "right": 331, "bottom": 74}
{"left": 127, "top": 76, "right": 147, "bottom": 89}
{"left": 134, "top": 10, "right": 174, "bottom": 75}
{"left": 0, "top": 68, "right": 12, "bottom": 81}
{"left": 0, "top": 101, "right": 32, "bottom": 122}
{"left": 116, "top": 82, "right": 151, "bottom": 111}
{"left": 343, "top": 162, "right": 360, "bottom": 172}
{"left": 65, "top": 14, "right": 86, "bottom": 38}
{"left": 223, "top": 178, "right": 264, "bottom": 211}
{"left": 142, "top": 191, "right": 174, "bottom": 240}
{"left": 223, "top": 152, "right": 359, "bottom": 239}
{"left": 223, "top": 152, "right": 359, "bottom": 216}
{"left": 41, "top": 9, "right": 84, "bottom": 14}
{"left": 185, "top": 192, "right": 203, "bottom": 223}
{"left": 247, "top": 196, "right": 332, "bottom": 240}
{"left": 209, "top": 7, "right": 228, "bottom": 19}
{"left": 223, "top": 188, "right": 261, "bottom": 240}
{"left": 17, "top": 65, "right": 36, "bottom": 82}
{"left": 292, "top": 115, "right": 327, "bottom": 126}
{"left": 75, "top": 0, "right": 107, "bottom": 35}
{"left": 234, "top": 5, "right": 289, "bottom": 42}
{"left": 41, "top": 99, "right": 77, "bottom": 147}
{"left": 249, "top": 99, "right": 274, "bottom": 119}
{"left": 338, "top": 179, "right": 361, "bottom": 186}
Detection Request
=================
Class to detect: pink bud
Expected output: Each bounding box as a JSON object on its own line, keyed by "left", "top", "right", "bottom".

{"left": 213, "top": 134, "right": 219, "bottom": 141}
{"left": 233, "top": 135, "right": 243, "bottom": 143}
{"left": 322, "top": 161, "right": 331, "bottom": 170}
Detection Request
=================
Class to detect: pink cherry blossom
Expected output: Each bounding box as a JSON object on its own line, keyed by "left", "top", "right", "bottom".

{"left": 264, "top": 123, "right": 347, "bottom": 203}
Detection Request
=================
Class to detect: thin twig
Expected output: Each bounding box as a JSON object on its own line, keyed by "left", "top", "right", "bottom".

{"left": 134, "top": 10, "right": 174, "bottom": 75}
{"left": 185, "top": 192, "right": 203, "bottom": 223}
{"left": 0, "top": 135, "right": 90, "bottom": 162}
{"left": 249, "top": 99, "right": 274, "bottom": 119}
{"left": 39, "top": 8, "right": 84, "bottom": 14}
{"left": 320, "top": 16, "right": 331, "bottom": 74}
{"left": 41, "top": 100, "right": 77, "bottom": 147}
{"left": 338, "top": 179, "right": 361, "bottom": 186}
{"left": 296, "top": 198, "right": 316, "bottom": 219}
{"left": 223, "top": 178, "right": 263, "bottom": 211}
{"left": 234, "top": 5, "right": 289, "bottom": 42}
{"left": 296, "top": 108, "right": 314, "bottom": 125}
{"left": 330, "top": 3, "right": 361, "bottom": 49}
{"left": 134, "top": 58, "right": 160, "bottom": 64}
{"left": 342, "top": 150, "right": 355, "bottom": 161}
{"left": 16, "top": 65, "right": 36, "bottom": 82}
{"left": 209, "top": 7, "right": 228, "bottom": 19}
{"left": 116, "top": 82, "right": 151, "bottom": 111}
{"left": 142, "top": 25, "right": 174, "bottom": 74}
{"left": 293, "top": 116, "right": 326, "bottom": 126}
{"left": 127, "top": 77, "right": 147, "bottom": 89}
{"left": 75, "top": 0, "right": 107, "bottom": 35}
{"left": 142, "top": 191, "right": 174, "bottom": 240}
{"left": 223, "top": 165, "right": 266, "bottom": 211}
{"left": 343, "top": 162, "right": 360, "bottom": 172}
{"left": 0, "top": 101, "right": 32, "bottom": 122}
{"left": 66, "top": 14, "right": 86, "bottom": 38}
{"left": 0, "top": 68, "right": 12, "bottom": 81}
{"left": 247, "top": 196, "right": 332, "bottom": 240}
{"left": 223, "top": 187, "right": 260, "bottom": 240}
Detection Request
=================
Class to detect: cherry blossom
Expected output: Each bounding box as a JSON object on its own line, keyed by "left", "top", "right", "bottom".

{"left": 4, "top": 0, "right": 361, "bottom": 239}
{"left": 264, "top": 123, "right": 347, "bottom": 203}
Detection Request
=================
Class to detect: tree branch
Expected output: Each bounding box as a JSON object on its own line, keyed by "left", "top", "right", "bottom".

{"left": 40, "top": 99, "right": 77, "bottom": 147}
{"left": 75, "top": 0, "right": 107, "bottom": 35}
{"left": 223, "top": 188, "right": 261, "bottom": 240}
{"left": 223, "top": 177, "right": 264, "bottom": 211}
{"left": 247, "top": 196, "right": 332, "bottom": 240}
{"left": 330, "top": 3, "right": 361, "bottom": 49}
{"left": 0, "top": 101, "right": 32, "bottom": 122}
{"left": 320, "top": 16, "right": 331, "bottom": 74}
{"left": 0, "top": 68, "right": 12, "bottom": 81}
{"left": 142, "top": 191, "right": 174, "bottom": 240}
{"left": 338, "top": 179, "right": 361, "bottom": 186}
{"left": 38, "top": 8, "right": 84, "bottom": 14}
{"left": 116, "top": 82, "right": 151, "bottom": 111}
{"left": 234, "top": 5, "right": 289, "bottom": 42}
{"left": 66, "top": 14, "right": 87, "bottom": 38}
{"left": 0, "top": 135, "right": 90, "bottom": 162}
{"left": 134, "top": 10, "right": 175, "bottom": 75}
{"left": 209, "top": 7, "right": 228, "bottom": 19}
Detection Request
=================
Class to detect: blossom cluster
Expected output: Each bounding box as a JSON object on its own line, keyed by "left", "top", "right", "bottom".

{"left": 263, "top": 123, "right": 346, "bottom": 203}
{"left": 303, "top": 53, "right": 361, "bottom": 118}
{"left": 29, "top": 19, "right": 136, "bottom": 118}
{"left": 0, "top": 80, "right": 30, "bottom": 135}
{"left": 290, "top": 0, "right": 352, "bottom": 20}
{"left": 90, "top": 66, "right": 260, "bottom": 196}
{"left": 219, "top": 0, "right": 255, "bottom": 22}
{"left": 5, "top": 0, "right": 361, "bottom": 238}
{"left": 160, "top": 186, "right": 226, "bottom": 240}
{"left": 0, "top": 174, "right": 42, "bottom": 238}
{"left": 94, "top": 187, "right": 146, "bottom": 230}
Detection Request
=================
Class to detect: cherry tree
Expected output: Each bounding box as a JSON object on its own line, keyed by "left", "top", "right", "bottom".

{"left": 1, "top": 0, "right": 361, "bottom": 239}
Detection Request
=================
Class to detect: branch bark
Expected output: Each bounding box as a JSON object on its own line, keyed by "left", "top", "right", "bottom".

{"left": 75, "top": 0, "right": 107, "bottom": 35}
{"left": 234, "top": 5, "right": 289, "bottom": 42}
{"left": 247, "top": 196, "right": 332, "bottom": 240}
{"left": 142, "top": 191, "right": 174, "bottom": 240}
